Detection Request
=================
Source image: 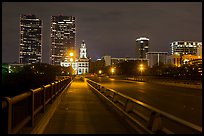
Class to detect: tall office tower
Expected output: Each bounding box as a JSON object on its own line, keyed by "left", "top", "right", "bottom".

{"left": 136, "top": 37, "right": 149, "bottom": 59}
{"left": 19, "top": 14, "right": 42, "bottom": 64}
{"left": 170, "top": 41, "right": 201, "bottom": 55}
{"left": 50, "top": 15, "right": 76, "bottom": 65}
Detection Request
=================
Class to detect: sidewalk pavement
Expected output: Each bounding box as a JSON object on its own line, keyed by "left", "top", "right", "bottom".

{"left": 43, "top": 77, "right": 136, "bottom": 134}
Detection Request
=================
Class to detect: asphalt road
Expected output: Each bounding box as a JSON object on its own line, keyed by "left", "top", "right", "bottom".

{"left": 88, "top": 76, "right": 202, "bottom": 127}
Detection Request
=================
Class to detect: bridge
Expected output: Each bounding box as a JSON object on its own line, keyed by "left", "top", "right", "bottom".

{"left": 1, "top": 76, "right": 202, "bottom": 134}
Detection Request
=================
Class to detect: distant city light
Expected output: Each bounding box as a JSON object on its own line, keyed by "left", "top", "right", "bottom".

{"left": 70, "top": 52, "right": 74, "bottom": 57}
{"left": 70, "top": 58, "right": 73, "bottom": 62}
{"left": 111, "top": 67, "right": 115, "bottom": 74}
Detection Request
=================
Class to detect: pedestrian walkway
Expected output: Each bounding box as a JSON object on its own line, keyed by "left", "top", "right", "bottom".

{"left": 43, "top": 77, "right": 136, "bottom": 134}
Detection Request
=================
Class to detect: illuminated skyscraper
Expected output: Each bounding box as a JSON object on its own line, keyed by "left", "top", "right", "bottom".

{"left": 136, "top": 37, "right": 149, "bottom": 59}
{"left": 19, "top": 14, "right": 42, "bottom": 64}
{"left": 50, "top": 15, "right": 76, "bottom": 65}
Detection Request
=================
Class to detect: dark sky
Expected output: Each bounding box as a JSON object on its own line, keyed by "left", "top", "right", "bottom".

{"left": 2, "top": 2, "right": 202, "bottom": 63}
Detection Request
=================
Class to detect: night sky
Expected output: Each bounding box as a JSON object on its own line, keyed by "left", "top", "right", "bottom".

{"left": 2, "top": 2, "right": 202, "bottom": 63}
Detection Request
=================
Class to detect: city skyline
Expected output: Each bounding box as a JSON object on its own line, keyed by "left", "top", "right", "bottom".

{"left": 2, "top": 2, "right": 202, "bottom": 63}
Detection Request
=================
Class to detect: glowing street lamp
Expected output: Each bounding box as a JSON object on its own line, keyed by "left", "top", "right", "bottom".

{"left": 68, "top": 51, "right": 75, "bottom": 75}
{"left": 69, "top": 52, "right": 74, "bottom": 57}
{"left": 70, "top": 58, "right": 73, "bottom": 62}
{"left": 111, "top": 67, "right": 115, "bottom": 75}
{"left": 139, "top": 64, "right": 144, "bottom": 76}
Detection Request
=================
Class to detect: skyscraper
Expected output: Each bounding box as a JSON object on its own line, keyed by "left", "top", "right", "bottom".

{"left": 50, "top": 15, "right": 76, "bottom": 65}
{"left": 19, "top": 14, "right": 42, "bottom": 64}
{"left": 136, "top": 37, "right": 149, "bottom": 59}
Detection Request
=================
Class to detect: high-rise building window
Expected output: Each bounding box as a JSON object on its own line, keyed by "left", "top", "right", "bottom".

{"left": 136, "top": 37, "right": 149, "bottom": 59}
{"left": 50, "top": 15, "right": 76, "bottom": 65}
{"left": 170, "top": 41, "right": 201, "bottom": 56}
{"left": 19, "top": 14, "right": 42, "bottom": 64}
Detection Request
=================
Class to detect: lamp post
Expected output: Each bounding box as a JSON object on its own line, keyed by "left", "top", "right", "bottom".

{"left": 69, "top": 51, "right": 74, "bottom": 75}
{"left": 111, "top": 67, "right": 115, "bottom": 76}
{"left": 139, "top": 64, "right": 145, "bottom": 81}
{"left": 139, "top": 64, "right": 144, "bottom": 76}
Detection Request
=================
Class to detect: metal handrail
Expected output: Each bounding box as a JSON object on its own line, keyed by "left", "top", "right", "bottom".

{"left": 1, "top": 77, "right": 72, "bottom": 134}
{"left": 86, "top": 78, "right": 202, "bottom": 134}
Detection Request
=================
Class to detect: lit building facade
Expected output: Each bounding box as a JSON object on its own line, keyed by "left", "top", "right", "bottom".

{"left": 197, "top": 43, "right": 202, "bottom": 57}
{"left": 19, "top": 14, "right": 42, "bottom": 64}
{"left": 146, "top": 52, "right": 168, "bottom": 68}
{"left": 77, "top": 40, "right": 89, "bottom": 74}
{"left": 170, "top": 41, "right": 202, "bottom": 67}
{"left": 102, "top": 56, "right": 111, "bottom": 66}
{"left": 171, "top": 54, "right": 182, "bottom": 67}
{"left": 170, "top": 41, "right": 201, "bottom": 56}
{"left": 182, "top": 54, "right": 201, "bottom": 64}
{"left": 100, "top": 56, "right": 148, "bottom": 67}
{"left": 188, "top": 59, "right": 202, "bottom": 76}
{"left": 136, "top": 37, "right": 149, "bottom": 59}
{"left": 60, "top": 40, "right": 89, "bottom": 75}
{"left": 111, "top": 57, "right": 143, "bottom": 66}
{"left": 50, "top": 15, "right": 76, "bottom": 65}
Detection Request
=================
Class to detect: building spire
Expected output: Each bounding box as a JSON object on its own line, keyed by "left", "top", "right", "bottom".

{"left": 80, "top": 40, "right": 87, "bottom": 58}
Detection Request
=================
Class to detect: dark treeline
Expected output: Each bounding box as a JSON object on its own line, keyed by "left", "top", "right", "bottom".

{"left": 94, "top": 60, "right": 202, "bottom": 81}
{"left": 2, "top": 63, "right": 72, "bottom": 97}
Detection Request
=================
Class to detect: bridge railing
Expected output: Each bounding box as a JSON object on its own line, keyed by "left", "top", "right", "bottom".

{"left": 86, "top": 78, "right": 202, "bottom": 134}
{"left": 1, "top": 76, "right": 72, "bottom": 134}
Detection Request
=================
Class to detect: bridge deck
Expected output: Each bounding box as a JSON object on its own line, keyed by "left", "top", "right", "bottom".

{"left": 43, "top": 77, "right": 136, "bottom": 134}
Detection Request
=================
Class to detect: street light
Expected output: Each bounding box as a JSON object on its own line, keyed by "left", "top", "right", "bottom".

{"left": 69, "top": 52, "right": 74, "bottom": 57}
{"left": 68, "top": 51, "right": 75, "bottom": 75}
{"left": 70, "top": 58, "right": 73, "bottom": 62}
{"left": 139, "top": 64, "right": 144, "bottom": 76}
{"left": 111, "top": 67, "right": 115, "bottom": 75}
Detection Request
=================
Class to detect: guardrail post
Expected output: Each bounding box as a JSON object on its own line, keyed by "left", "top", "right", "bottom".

{"left": 100, "top": 87, "right": 105, "bottom": 93}
{"left": 42, "top": 86, "right": 45, "bottom": 113}
{"left": 112, "top": 93, "right": 118, "bottom": 102}
{"left": 98, "top": 85, "right": 101, "bottom": 91}
{"left": 147, "top": 112, "right": 162, "bottom": 133}
{"left": 59, "top": 80, "right": 61, "bottom": 92}
{"left": 105, "top": 90, "right": 110, "bottom": 97}
{"left": 125, "top": 99, "right": 133, "bottom": 113}
{"left": 96, "top": 84, "right": 100, "bottom": 90}
{"left": 29, "top": 89, "right": 34, "bottom": 127}
{"left": 51, "top": 83, "right": 55, "bottom": 99}
{"left": 2, "top": 97, "right": 12, "bottom": 134}
{"left": 50, "top": 83, "right": 53, "bottom": 103}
